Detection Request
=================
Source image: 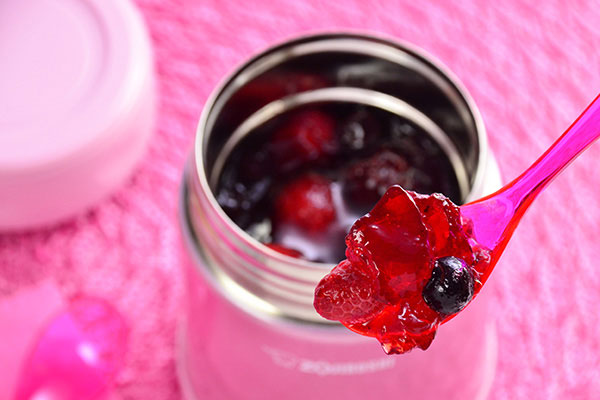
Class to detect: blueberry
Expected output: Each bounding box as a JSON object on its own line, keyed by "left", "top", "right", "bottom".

{"left": 422, "top": 256, "right": 474, "bottom": 316}
{"left": 216, "top": 177, "right": 271, "bottom": 229}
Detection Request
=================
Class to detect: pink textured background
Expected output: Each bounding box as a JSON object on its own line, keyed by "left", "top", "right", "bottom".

{"left": 2, "top": 0, "right": 600, "bottom": 399}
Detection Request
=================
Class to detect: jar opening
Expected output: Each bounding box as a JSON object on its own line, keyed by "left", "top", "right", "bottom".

{"left": 185, "top": 33, "right": 489, "bottom": 322}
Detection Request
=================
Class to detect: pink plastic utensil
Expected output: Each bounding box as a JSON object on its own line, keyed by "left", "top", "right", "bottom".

{"left": 461, "top": 94, "right": 600, "bottom": 285}
{"left": 14, "top": 297, "right": 128, "bottom": 400}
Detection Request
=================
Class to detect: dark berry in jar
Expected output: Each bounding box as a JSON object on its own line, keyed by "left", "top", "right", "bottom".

{"left": 233, "top": 72, "right": 329, "bottom": 109}
{"left": 216, "top": 178, "right": 271, "bottom": 229}
{"left": 274, "top": 173, "right": 336, "bottom": 233}
{"left": 342, "top": 149, "right": 410, "bottom": 208}
{"left": 422, "top": 256, "right": 475, "bottom": 316}
{"left": 239, "top": 147, "right": 272, "bottom": 182}
{"left": 337, "top": 108, "right": 380, "bottom": 154}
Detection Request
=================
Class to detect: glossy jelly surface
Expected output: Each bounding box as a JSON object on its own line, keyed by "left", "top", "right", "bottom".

{"left": 314, "top": 186, "right": 491, "bottom": 354}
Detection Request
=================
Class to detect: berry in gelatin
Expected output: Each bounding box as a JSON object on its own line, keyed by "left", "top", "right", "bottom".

{"left": 274, "top": 173, "right": 337, "bottom": 233}
{"left": 271, "top": 109, "right": 337, "bottom": 172}
{"left": 313, "top": 186, "right": 490, "bottom": 354}
{"left": 215, "top": 103, "right": 462, "bottom": 264}
{"left": 342, "top": 149, "right": 410, "bottom": 209}
{"left": 313, "top": 259, "right": 384, "bottom": 324}
{"left": 422, "top": 256, "right": 475, "bottom": 316}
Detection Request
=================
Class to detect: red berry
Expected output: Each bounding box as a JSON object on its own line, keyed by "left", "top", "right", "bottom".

{"left": 228, "top": 74, "right": 329, "bottom": 131}
{"left": 314, "top": 260, "right": 384, "bottom": 324}
{"left": 271, "top": 110, "right": 337, "bottom": 172}
{"left": 265, "top": 243, "right": 304, "bottom": 259}
{"left": 342, "top": 149, "right": 410, "bottom": 209}
{"left": 237, "top": 73, "right": 328, "bottom": 104}
{"left": 274, "top": 174, "right": 336, "bottom": 232}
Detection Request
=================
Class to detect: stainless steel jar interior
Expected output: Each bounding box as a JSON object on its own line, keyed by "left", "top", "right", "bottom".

{"left": 199, "top": 34, "right": 486, "bottom": 203}
{"left": 209, "top": 87, "right": 470, "bottom": 200}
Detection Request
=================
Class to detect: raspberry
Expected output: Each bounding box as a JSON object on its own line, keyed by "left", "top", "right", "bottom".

{"left": 274, "top": 174, "right": 336, "bottom": 233}
{"left": 271, "top": 110, "right": 337, "bottom": 172}
{"left": 342, "top": 149, "right": 410, "bottom": 209}
{"left": 227, "top": 74, "right": 330, "bottom": 136}
{"left": 314, "top": 260, "right": 384, "bottom": 324}
{"left": 265, "top": 243, "right": 304, "bottom": 259}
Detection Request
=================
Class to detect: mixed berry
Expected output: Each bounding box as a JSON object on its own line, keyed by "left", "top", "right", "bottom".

{"left": 314, "top": 186, "right": 491, "bottom": 354}
{"left": 216, "top": 104, "right": 460, "bottom": 264}
{"left": 271, "top": 110, "right": 338, "bottom": 172}
{"left": 274, "top": 173, "right": 337, "bottom": 233}
{"left": 422, "top": 256, "right": 475, "bottom": 317}
{"left": 214, "top": 103, "right": 484, "bottom": 354}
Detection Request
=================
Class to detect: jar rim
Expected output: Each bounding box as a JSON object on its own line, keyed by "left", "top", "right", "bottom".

{"left": 187, "top": 32, "right": 490, "bottom": 322}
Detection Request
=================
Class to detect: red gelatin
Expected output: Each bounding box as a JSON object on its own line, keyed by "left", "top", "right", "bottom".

{"left": 314, "top": 185, "right": 490, "bottom": 354}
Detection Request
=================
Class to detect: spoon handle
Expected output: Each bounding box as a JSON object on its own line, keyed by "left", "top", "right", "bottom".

{"left": 462, "top": 94, "right": 600, "bottom": 255}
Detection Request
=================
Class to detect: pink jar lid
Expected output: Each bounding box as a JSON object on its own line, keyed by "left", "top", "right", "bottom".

{"left": 0, "top": 0, "right": 156, "bottom": 230}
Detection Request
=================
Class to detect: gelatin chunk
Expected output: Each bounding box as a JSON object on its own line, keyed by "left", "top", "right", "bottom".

{"left": 314, "top": 186, "right": 491, "bottom": 354}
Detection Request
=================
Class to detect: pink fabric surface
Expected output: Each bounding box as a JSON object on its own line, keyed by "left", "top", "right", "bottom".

{"left": 2, "top": 0, "right": 600, "bottom": 399}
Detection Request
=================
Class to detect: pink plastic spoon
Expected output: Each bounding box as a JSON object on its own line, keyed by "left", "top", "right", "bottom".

{"left": 462, "top": 93, "right": 600, "bottom": 284}
{"left": 14, "top": 296, "right": 128, "bottom": 400}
